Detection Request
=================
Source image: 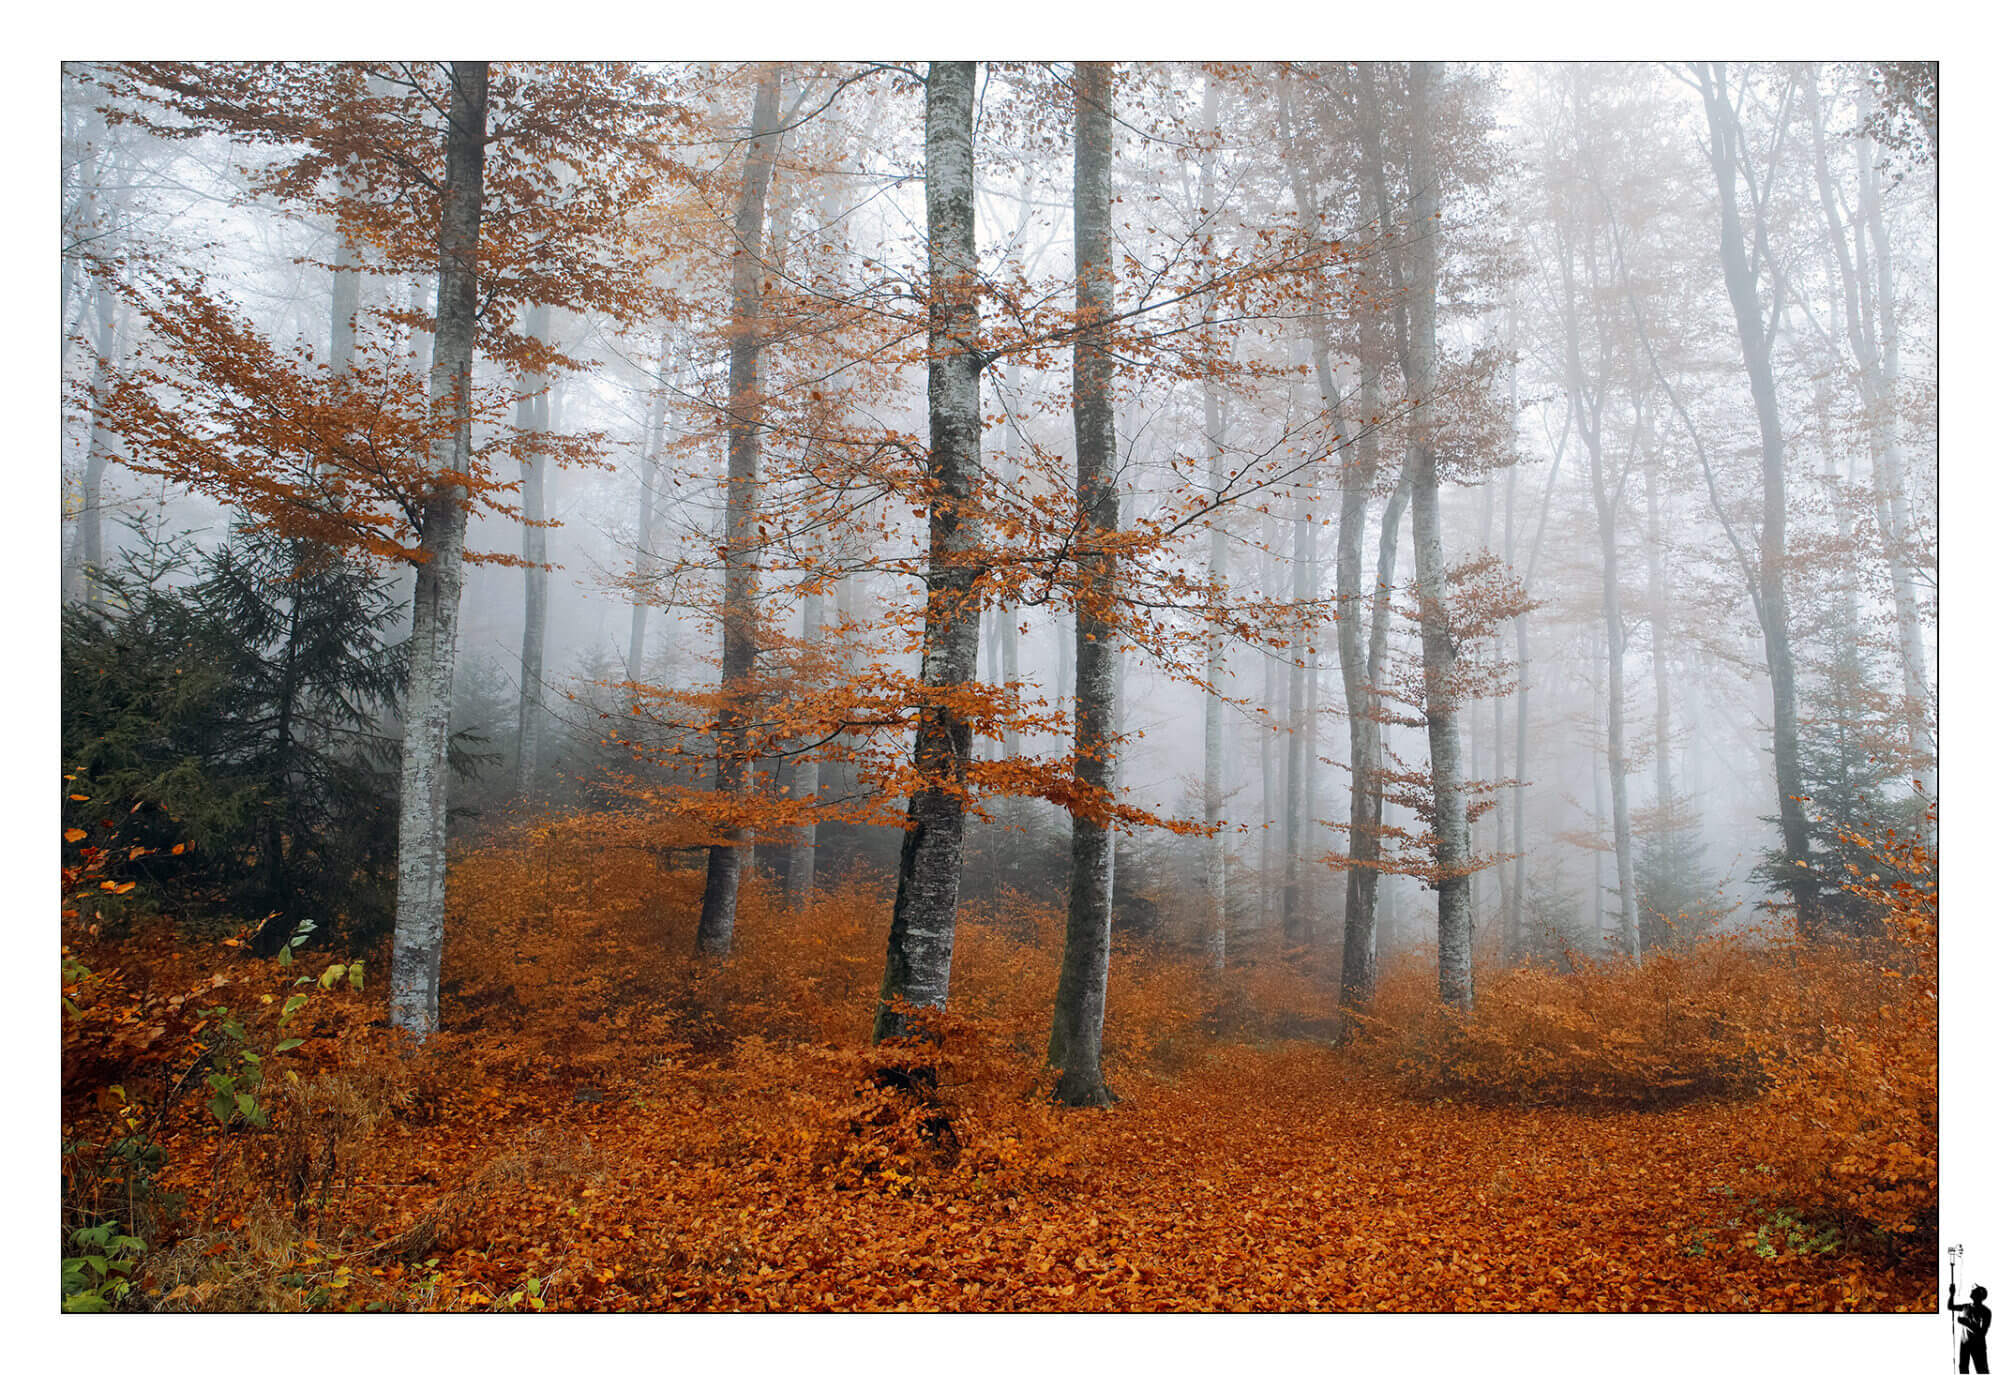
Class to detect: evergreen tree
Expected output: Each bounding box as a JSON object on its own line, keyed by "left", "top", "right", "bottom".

{"left": 1636, "top": 809, "right": 1722, "bottom": 953}
{"left": 63, "top": 520, "right": 410, "bottom": 948}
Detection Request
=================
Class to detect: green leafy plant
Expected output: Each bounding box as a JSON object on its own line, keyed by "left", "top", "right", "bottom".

{"left": 61, "top": 1220, "right": 146, "bottom": 1312}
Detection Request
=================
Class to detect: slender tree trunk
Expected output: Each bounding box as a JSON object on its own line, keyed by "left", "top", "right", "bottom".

{"left": 1594, "top": 463, "right": 1639, "bottom": 961}
{"left": 1645, "top": 454, "right": 1675, "bottom": 942}
{"left": 389, "top": 61, "right": 487, "bottom": 1039}
{"left": 1343, "top": 61, "right": 1416, "bottom": 1014}
{"left": 874, "top": 61, "right": 986, "bottom": 1045}
{"left": 329, "top": 165, "right": 362, "bottom": 380}
{"left": 1282, "top": 478, "right": 1314, "bottom": 946}
{"left": 1197, "top": 75, "right": 1231, "bottom": 974}
{"left": 1346, "top": 419, "right": 1409, "bottom": 1017}
{"left": 253, "top": 586, "right": 307, "bottom": 951}
{"left": 1697, "top": 63, "right": 1817, "bottom": 934}
{"left": 628, "top": 338, "right": 670, "bottom": 694}
{"left": 784, "top": 587, "right": 824, "bottom": 908}
{"left": 1049, "top": 62, "right": 1119, "bottom": 1107}
{"left": 1203, "top": 382, "right": 1230, "bottom": 974}
{"left": 998, "top": 519, "right": 1023, "bottom": 760}
{"left": 74, "top": 282, "right": 118, "bottom": 605}
{"left": 1303, "top": 596, "right": 1322, "bottom": 934}
{"left": 1335, "top": 372, "right": 1382, "bottom": 1016}
{"left": 1504, "top": 460, "right": 1523, "bottom": 962}
{"left": 1592, "top": 621, "right": 1607, "bottom": 949}
{"left": 991, "top": 364, "right": 1029, "bottom": 771}
{"left": 65, "top": 133, "right": 132, "bottom": 604}
{"left": 1273, "top": 80, "right": 1336, "bottom": 953}
{"left": 1396, "top": 63, "right": 1474, "bottom": 1011}
{"left": 1490, "top": 552, "right": 1508, "bottom": 954}
{"left": 1512, "top": 360, "right": 1571, "bottom": 962}
{"left": 697, "top": 67, "right": 783, "bottom": 955}
{"left": 1259, "top": 523, "right": 1281, "bottom": 930}
{"left": 515, "top": 303, "right": 553, "bottom": 800}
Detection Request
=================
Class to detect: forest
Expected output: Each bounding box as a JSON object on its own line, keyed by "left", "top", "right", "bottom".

{"left": 57, "top": 58, "right": 1939, "bottom": 1327}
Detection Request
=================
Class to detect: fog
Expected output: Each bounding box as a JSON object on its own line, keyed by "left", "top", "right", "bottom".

{"left": 61, "top": 60, "right": 1937, "bottom": 974}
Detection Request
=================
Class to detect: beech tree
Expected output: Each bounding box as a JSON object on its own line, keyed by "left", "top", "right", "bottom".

{"left": 86, "top": 61, "right": 689, "bottom": 1034}
{"left": 388, "top": 61, "right": 488, "bottom": 1035}
{"left": 1047, "top": 61, "right": 1119, "bottom": 1107}
{"left": 873, "top": 60, "right": 985, "bottom": 1045}
{"left": 696, "top": 66, "right": 784, "bottom": 956}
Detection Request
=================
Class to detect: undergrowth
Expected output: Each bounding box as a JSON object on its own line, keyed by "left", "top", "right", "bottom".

{"left": 59, "top": 805, "right": 1936, "bottom": 1312}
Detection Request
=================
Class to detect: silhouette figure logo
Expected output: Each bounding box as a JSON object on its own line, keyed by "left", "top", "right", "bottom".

{"left": 1951, "top": 1246, "right": 1992, "bottom": 1373}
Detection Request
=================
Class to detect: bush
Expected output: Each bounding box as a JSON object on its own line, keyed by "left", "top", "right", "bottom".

{"left": 1344, "top": 815, "right": 1937, "bottom": 1244}
{"left": 1752, "top": 821, "right": 1937, "bottom": 1239}
{"left": 1347, "top": 939, "right": 1785, "bottom": 1109}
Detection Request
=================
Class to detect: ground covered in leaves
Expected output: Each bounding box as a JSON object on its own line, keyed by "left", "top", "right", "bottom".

{"left": 62, "top": 817, "right": 1936, "bottom": 1313}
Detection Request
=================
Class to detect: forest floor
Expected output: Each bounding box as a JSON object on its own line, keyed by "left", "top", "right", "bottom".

{"left": 61, "top": 824, "right": 1936, "bottom": 1313}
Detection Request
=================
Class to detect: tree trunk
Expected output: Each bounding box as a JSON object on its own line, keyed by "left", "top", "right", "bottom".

{"left": 1203, "top": 381, "right": 1229, "bottom": 974}
{"left": 1503, "top": 456, "right": 1522, "bottom": 962}
{"left": 1592, "top": 620, "right": 1607, "bottom": 948}
{"left": 1199, "top": 76, "right": 1230, "bottom": 972}
{"left": 1490, "top": 505, "right": 1508, "bottom": 949}
{"left": 74, "top": 282, "right": 118, "bottom": 605}
{"left": 389, "top": 60, "right": 487, "bottom": 1039}
{"left": 1341, "top": 61, "right": 1413, "bottom": 1017}
{"left": 873, "top": 60, "right": 986, "bottom": 1045}
{"left": 697, "top": 67, "right": 783, "bottom": 956}
{"left": 1282, "top": 480, "right": 1314, "bottom": 945}
{"left": 329, "top": 164, "right": 362, "bottom": 380}
{"left": 1511, "top": 355, "right": 1571, "bottom": 963}
{"left": 1697, "top": 63, "right": 1817, "bottom": 933}
{"left": 1645, "top": 454, "right": 1674, "bottom": 926}
{"left": 1260, "top": 516, "right": 1281, "bottom": 930}
{"left": 515, "top": 302, "right": 553, "bottom": 800}
{"left": 1335, "top": 370, "right": 1383, "bottom": 1016}
{"left": 1594, "top": 463, "right": 1639, "bottom": 962}
{"left": 784, "top": 588, "right": 824, "bottom": 908}
{"left": 1399, "top": 63, "right": 1474, "bottom": 1011}
{"left": 627, "top": 337, "right": 670, "bottom": 694}
{"left": 1049, "top": 61, "right": 1119, "bottom": 1108}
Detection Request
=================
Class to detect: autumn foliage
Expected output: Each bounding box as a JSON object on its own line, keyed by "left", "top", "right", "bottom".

{"left": 60, "top": 801, "right": 1934, "bottom": 1313}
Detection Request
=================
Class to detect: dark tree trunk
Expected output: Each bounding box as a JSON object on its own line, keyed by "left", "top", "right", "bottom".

{"left": 1049, "top": 61, "right": 1119, "bottom": 1107}
{"left": 697, "top": 67, "right": 783, "bottom": 956}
